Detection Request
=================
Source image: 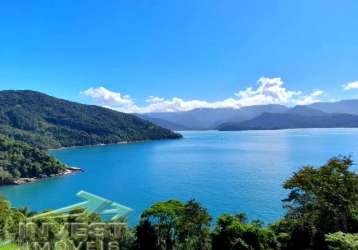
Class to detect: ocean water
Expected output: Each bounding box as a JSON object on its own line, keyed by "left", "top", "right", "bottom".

{"left": 1, "top": 129, "right": 358, "bottom": 225}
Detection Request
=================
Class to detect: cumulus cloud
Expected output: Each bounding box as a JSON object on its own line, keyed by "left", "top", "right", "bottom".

{"left": 311, "top": 90, "right": 324, "bottom": 97}
{"left": 82, "top": 77, "right": 324, "bottom": 113}
{"left": 81, "top": 87, "right": 140, "bottom": 113}
{"left": 234, "top": 77, "right": 301, "bottom": 106}
{"left": 343, "top": 81, "right": 358, "bottom": 90}
{"left": 295, "top": 90, "right": 324, "bottom": 105}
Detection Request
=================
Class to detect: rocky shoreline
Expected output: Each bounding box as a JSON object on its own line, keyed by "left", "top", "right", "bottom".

{"left": 11, "top": 166, "right": 82, "bottom": 185}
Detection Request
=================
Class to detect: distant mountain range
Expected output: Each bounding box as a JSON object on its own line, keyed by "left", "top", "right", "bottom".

{"left": 0, "top": 90, "right": 182, "bottom": 149}
{"left": 137, "top": 100, "right": 358, "bottom": 131}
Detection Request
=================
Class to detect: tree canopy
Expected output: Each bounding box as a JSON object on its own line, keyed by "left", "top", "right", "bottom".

{"left": 0, "top": 134, "right": 65, "bottom": 185}
{"left": 137, "top": 199, "right": 211, "bottom": 250}
{"left": 277, "top": 156, "right": 358, "bottom": 249}
{"left": 0, "top": 90, "right": 181, "bottom": 149}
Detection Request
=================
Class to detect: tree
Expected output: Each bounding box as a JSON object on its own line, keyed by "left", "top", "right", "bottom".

{"left": 137, "top": 200, "right": 211, "bottom": 250}
{"left": 0, "top": 197, "right": 11, "bottom": 239}
{"left": 272, "top": 219, "right": 316, "bottom": 250}
{"left": 136, "top": 220, "right": 158, "bottom": 250}
{"left": 0, "top": 169, "right": 13, "bottom": 185}
{"left": 326, "top": 232, "right": 358, "bottom": 250}
{"left": 0, "top": 134, "right": 66, "bottom": 185}
{"left": 212, "top": 213, "right": 278, "bottom": 250}
{"left": 281, "top": 156, "right": 358, "bottom": 249}
{"left": 140, "top": 200, "right": 184, "bottom": 249}
{"left": 177, "top": 200, "right": 212, "bottom": 250}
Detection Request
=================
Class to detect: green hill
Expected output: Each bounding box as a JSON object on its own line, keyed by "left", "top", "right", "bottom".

{"left": 0, "top": 134, "right": 66, "bottom": 185}
{"left": 0, "top": 90, "right": 182, "bottom": 149}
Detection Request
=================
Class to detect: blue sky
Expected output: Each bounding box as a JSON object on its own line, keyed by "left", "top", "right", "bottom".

{"left": 0, "top": 0, "right": 358, "bottom": 112}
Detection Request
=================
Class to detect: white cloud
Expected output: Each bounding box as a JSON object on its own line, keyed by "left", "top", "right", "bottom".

{"left": 234, "top": 77, "right": 301, "bottom": 106}
{"left": 82, "top": 77, "right": 324, "bottom": 113}
{"left": 343, "top": 81, "right": 358, "bottom": 90}
{"left": 311, "top": 90, "right": 324, "bottom": 97}
{"left": 81, "top": 87, "right": 140, "bottom": 113}
{"left": 294, "top": 90, "right": 324, "bottom": 105}
{"left": 142, "top": 96, "right": 243, "bottom": 112}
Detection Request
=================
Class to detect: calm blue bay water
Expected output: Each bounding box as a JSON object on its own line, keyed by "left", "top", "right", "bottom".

{"left": 1, "top": 129, "right": 358, "bottom": 225}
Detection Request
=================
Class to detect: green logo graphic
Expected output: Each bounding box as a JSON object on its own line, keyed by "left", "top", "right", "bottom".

{"left": 30, "top": 190, "right": 133, "bottom": 221}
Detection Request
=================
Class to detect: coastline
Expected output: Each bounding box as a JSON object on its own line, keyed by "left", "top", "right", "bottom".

{"left": 49, "top": 141, "right": 131, "bottom": 151}
{"left": 9, "top": 166, "right": 83, "bottom": 186}
{"left": 48, "top": 136, "right": 183, "bottom": 151}
{"left": 7, "top": 138, "right": 182, "bottom": 187}
{"left": 6, "top": 137, "right": 184, "bottom": 187}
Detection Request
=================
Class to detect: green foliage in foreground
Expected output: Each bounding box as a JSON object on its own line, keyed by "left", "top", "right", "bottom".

{"left": 0, "top": 134, "right": 65, "bottom": 185}
{"left": 212, "top": 213, "right": 278, "bottom": 250}
{"left": 276, "top": 156, "right": 358, "bottom": 249}
{"left": 0, "top": 90, "right": 181, "bottom": 149}
{"left": 0, "top": 156, "right": 357, "bottom": 249}
{"left": 326, "top": 232, "right": 358, "bottom": 250}
{"left": 137, "top": 200, "right": 212, "bottom": 250}
{"left": 0, "top": 244, "right": 18, "bottom": 250}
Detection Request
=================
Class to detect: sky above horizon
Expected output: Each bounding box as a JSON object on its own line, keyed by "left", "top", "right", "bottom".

{"left": 1, "top": 0, "right": 358, "bottom": 113}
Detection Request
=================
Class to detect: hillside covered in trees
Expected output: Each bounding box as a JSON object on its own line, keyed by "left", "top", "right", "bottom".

{"left": 0, "top": 90, "right": 181, "bottom": 184}
{"left": 0, "top": 134, "right": 66, "bottom": 185}
{"left": 0, "top": 90, "right": 182, "bottom": 149}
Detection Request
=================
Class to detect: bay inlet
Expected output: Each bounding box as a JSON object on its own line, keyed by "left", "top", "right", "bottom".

{"left": 1, "top": 129, "right": 358, "bottom": 225}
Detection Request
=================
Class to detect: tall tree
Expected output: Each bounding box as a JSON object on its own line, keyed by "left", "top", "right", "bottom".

{"left": 281, "top": 156, "right": 358, "bottom": 249}
{"left": 137, "top": 200, "right": 211, "bottom": 250}
{"left": 0, "top": 197, "right": 11, "bottom": 239}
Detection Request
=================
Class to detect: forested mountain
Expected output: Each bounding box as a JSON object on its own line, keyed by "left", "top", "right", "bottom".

{"left": 0, "top": 90, "right": 181, "bottom": 149}
{"left": 139, "top": 108, "right": 239, "bottom": 130}
{"left": 137, "top": 114, "right": 190, "bottom": 130}
{"left": 220, "top": 104, "right": 288, "bottom": 125}
{"left": 308, "top": 99, "right": 358, "bottom": 115}
{"left": 141, "top": 105, "right": 288, "bottom": 130}
{"left": 218, "top": 112, "right": 358, "bottom": 131}
{"left": 0, "top": 134, "right": 65, "bottom": 185}
{"left": 285, "top": 105, "right": 327, "bottom": 116}
{"left": 140, "top": 100, "right": 358, "bottom": 131}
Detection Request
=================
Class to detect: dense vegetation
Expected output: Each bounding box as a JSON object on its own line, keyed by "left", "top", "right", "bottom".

{"left": 0, "top": 90, "right": 182, "bottom": 185}
{"left": 1, "top": 156, "right": 357, "bottom": 249}
{"left": 0, "top": 134, "right": 65, "bottom": 185}
{"left": 0, "top": 90, "right": 181, "bottom": 149}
